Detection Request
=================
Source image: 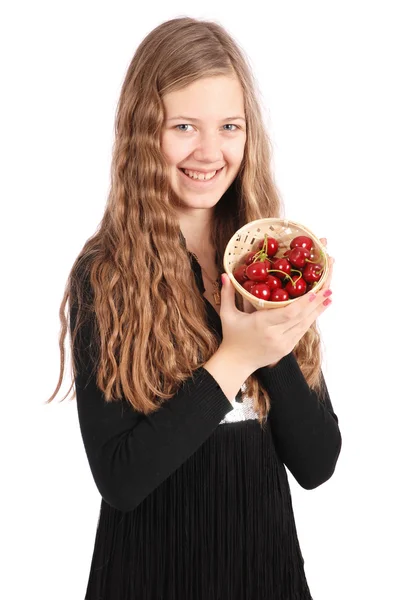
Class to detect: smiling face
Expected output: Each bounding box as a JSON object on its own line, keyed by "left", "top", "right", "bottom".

{"left": 160, "top": 75, "right": 247, "bottom": 215}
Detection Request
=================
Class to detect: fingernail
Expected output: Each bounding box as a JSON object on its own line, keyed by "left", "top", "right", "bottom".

{"left": 221, "top": 274, "right": 226, "bottom": 285}
{"left": 323, "top": 298, "right": 332, "bottom": 306}
{"left": 323, "top": 289, "right": 332, "bottom": 297}
{"left": 309, "top": 293, "right": 317, "bottom": 302}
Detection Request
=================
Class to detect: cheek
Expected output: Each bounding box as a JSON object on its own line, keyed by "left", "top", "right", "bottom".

{"left": 160, "top": 135, "right": 175, "bottom": 164}
{"left": 222, "top": 139, "right": 246, "bottom": 164}
{"left": 161, "top": 132, "right": 192, "bottom": 165}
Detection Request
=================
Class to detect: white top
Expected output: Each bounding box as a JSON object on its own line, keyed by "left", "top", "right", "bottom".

{"left": 219, "top": 385, "right": 259, "bottom": 424}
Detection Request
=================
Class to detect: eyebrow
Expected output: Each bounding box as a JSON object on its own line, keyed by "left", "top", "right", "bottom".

{"left": 166, "top": 115, "right": 246, "bottom": 122}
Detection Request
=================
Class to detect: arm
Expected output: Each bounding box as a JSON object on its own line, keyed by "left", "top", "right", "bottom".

{"left": 71, "top": 293, "right": 234, "bottom": 514}
{"left": 255, "top": 352, "right": 342, "bottom": 490}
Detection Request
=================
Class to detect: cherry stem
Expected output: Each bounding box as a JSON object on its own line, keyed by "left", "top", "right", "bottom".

{"left": 267, "top": 269, "right": 302, "bottom": 286}
{"left": 305, "top": 246, "right": 325, "bottom": 265}
{"left": 251, "top": 249, "right": 267, "bottom": 263}
{"left": 261, "top": 233, "right": 268, "bottom": 257}
{"left": 251, "top": 234, "right": 273, "bottom": 264}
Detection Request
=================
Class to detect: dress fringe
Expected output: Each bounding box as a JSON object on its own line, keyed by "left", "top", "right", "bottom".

{"left": 84, "top": 419, "right": 313, "bottom": 600}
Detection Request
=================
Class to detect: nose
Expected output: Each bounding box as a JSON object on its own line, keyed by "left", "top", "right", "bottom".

{"left": 192, "top": 133, "right": 224, "bottom": 163}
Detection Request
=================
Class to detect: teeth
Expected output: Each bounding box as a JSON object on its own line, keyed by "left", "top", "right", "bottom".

{"left": 183, "top": 168, "right": 218, "bottom": 180}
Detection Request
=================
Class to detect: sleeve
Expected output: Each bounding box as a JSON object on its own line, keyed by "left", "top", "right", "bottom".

{"left": 70, "top": 284, "right": 234, "bottom": 514}
{"left": 255, "top": 352, "right": 342, "bottom": 490}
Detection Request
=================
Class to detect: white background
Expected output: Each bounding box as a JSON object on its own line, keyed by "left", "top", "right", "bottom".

{"left": 1, "top": 1, "right": 400, "bottom": 598}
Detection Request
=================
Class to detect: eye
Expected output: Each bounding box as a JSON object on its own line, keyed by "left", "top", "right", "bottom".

{"left": 174, "top": 123, "right": 240, "bottom": 132}
{"left": 175, "top": 124, "right": 194, "bottom": 132}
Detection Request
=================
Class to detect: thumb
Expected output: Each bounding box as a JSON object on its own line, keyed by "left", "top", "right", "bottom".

{"left": 220, "top": 273, "right": 238, "bottom": 316}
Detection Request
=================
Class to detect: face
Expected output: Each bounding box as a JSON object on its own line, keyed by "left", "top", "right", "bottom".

{"left": 160, "top": 75, "right": 246, "bottom": 214}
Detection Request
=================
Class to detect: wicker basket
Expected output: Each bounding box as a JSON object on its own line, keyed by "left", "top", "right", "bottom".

{"left": 223, "top": 218, "right": 329, "bottom": 310}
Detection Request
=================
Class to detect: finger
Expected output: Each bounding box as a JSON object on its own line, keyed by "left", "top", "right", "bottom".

{"left": 260, "top": 283, "right": 330, "bottom": 328}
{"left": 221, "top": 273, "right": 240, "bottom": 316}
{"left": 285, "top": 289, "right": 333, "bottom": 337}
{"left": 319, "top": 237, "right": 327, "bottom": 247}
{"left": 258, "top": 249, "right": 333, "bottom": 328}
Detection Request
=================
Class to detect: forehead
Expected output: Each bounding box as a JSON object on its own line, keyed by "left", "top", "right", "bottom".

{"left": 163, "top": 76, "right": 245, "bottom": 120}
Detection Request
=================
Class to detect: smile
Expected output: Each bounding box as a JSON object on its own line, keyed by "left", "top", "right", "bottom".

{"left": 178, "top": 166, "right": 225, "bottom": 185}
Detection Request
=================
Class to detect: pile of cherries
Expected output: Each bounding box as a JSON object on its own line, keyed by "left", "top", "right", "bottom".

{"left": 232, "top": 234, "right": 325, "bottom": 302}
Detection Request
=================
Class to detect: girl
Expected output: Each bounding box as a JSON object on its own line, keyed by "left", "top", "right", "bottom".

{"left": 47, "top": 16, "right": 341, "bottom": 600}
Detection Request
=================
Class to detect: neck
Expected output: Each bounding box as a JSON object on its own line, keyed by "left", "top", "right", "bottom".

{"left": 178, "top": 209, "right": 214, "bottom": 256}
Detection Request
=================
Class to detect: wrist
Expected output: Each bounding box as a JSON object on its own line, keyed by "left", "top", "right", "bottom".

{"left": 203, "top": 344, "right": 255, "bottom": 403}
{"left": 216, "top": 343, "right": 255, "bottom": 377}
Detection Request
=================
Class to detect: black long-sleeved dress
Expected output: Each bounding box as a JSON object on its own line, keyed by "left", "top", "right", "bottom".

{"left": 71, "top": 250, "right": 342, "bottom": 600}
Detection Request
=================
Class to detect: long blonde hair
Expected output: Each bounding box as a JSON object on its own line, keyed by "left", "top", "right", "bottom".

{"left": 46, "top": 16, "right": 326, "bottom": 427}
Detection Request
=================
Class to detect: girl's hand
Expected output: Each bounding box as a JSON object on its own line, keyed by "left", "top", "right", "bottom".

{"left": 242, "top": 297, "right": 257, "bottom": 314}
{"left": 220, "top": 262, "right": 334, "bottom": 373}
{"left": 241, "top": 237, "right": 333, "bottom": 313}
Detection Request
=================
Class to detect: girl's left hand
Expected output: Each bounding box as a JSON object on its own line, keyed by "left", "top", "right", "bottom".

{"left": 241, "top": 237, "right": 334, "bottom": 313}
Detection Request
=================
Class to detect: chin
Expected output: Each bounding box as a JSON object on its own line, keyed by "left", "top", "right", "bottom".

{"left": 178, "top": 195, "right": 222, "bottom": 209}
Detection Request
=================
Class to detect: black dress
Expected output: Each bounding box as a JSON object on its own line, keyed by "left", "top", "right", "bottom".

{"left": 72, "top": 251, "right": 342, "bottom": 600}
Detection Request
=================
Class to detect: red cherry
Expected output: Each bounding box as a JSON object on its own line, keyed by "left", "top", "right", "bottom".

{"left": 244, "top": 251, "right": 260, "bottom": 265}
{"left": 271, "top": 258, "right": 292, "bottom": 279}
{"left": 285, "top": 276, "right": 307, "bottom": 297}
{"left": 270, "top": 288, "right": 290, "bottom": 302}
{"left": 288, "top": 247, "right": 310, "bottom": 268}
{"left": 242, "top": 279, "right": 256, "bottom": 293}
{"left": 250, "top": 283, "right": 271, "bottom": 300}
{"left": 308, "top": 246, "right": 322, "bottom": 262}
{"left": 303, "top": 263, "right": 324, "bottom": 283}
{"left": 246, "top": 261, "right": 270, "bottom": 282}
{"left": 257, "top": 236, "right": 279, "bottom": 257}
{"left": 233, "top": 264, "right": 248, "bottom": 284}
{"left": 265, "top": 274, "right": 282, "bottom": 290}
{"left": 290, "top": 235, "right": 314, "bottom": 251}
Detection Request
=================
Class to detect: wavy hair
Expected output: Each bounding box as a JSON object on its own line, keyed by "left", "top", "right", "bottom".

{"left": 46, "top": 16, "right": 326, "bottom": 426}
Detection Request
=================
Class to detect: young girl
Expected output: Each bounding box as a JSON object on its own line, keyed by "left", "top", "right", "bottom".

{"left": 47, "top": 16, "right": 341, "bottom": 600}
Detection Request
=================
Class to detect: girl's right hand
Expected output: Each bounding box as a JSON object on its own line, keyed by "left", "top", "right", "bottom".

{"left": 219, "top": 268, "right": 333, "bottom": 371}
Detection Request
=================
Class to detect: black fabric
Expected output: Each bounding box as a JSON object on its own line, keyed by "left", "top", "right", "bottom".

{"left": 85, "top": 421, "right": 313, "bottom": 600}
{"left": 72, "top": 245, "right": 342, "bottom": 599}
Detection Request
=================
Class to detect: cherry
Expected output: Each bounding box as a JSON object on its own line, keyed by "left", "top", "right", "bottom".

{"left": 271, "top": 257, "right": 291, "bottom": 279}
{"left": 288, "top": 247, "right": 310, "bottom": 268}
{"left": 308, "top": 246, "right": 320, "bottom": 262}
{"left": 265, "top": 274, "right": 282, "bottom": 290}
{"left": 233, "top": 264, "right": 248, "bottom": 284}
{"left": 257, "top": 235, "right": 279, "bottom": 257}
{"left": 244, "top": 251, "right": 260, "bottom": 265}
{"left": 243, "top": 279, "right": 256, "bottom": 293}
{"left": 285, "top": 276, "right": 307, "bottom": 297}
{"left": 303, "top": 263, "right": 324, "bottom": 283}
{"left": 270, "top": 288, "right": 290, "bottom": 302}
{"left": 250, "top": 283, "right": 271, "bottom": 300}
{"left": 246, "top": 261, "right": 270, "bottom": 282}
{"left": 290, "top": 235, "right": 314, "bottom": 251}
